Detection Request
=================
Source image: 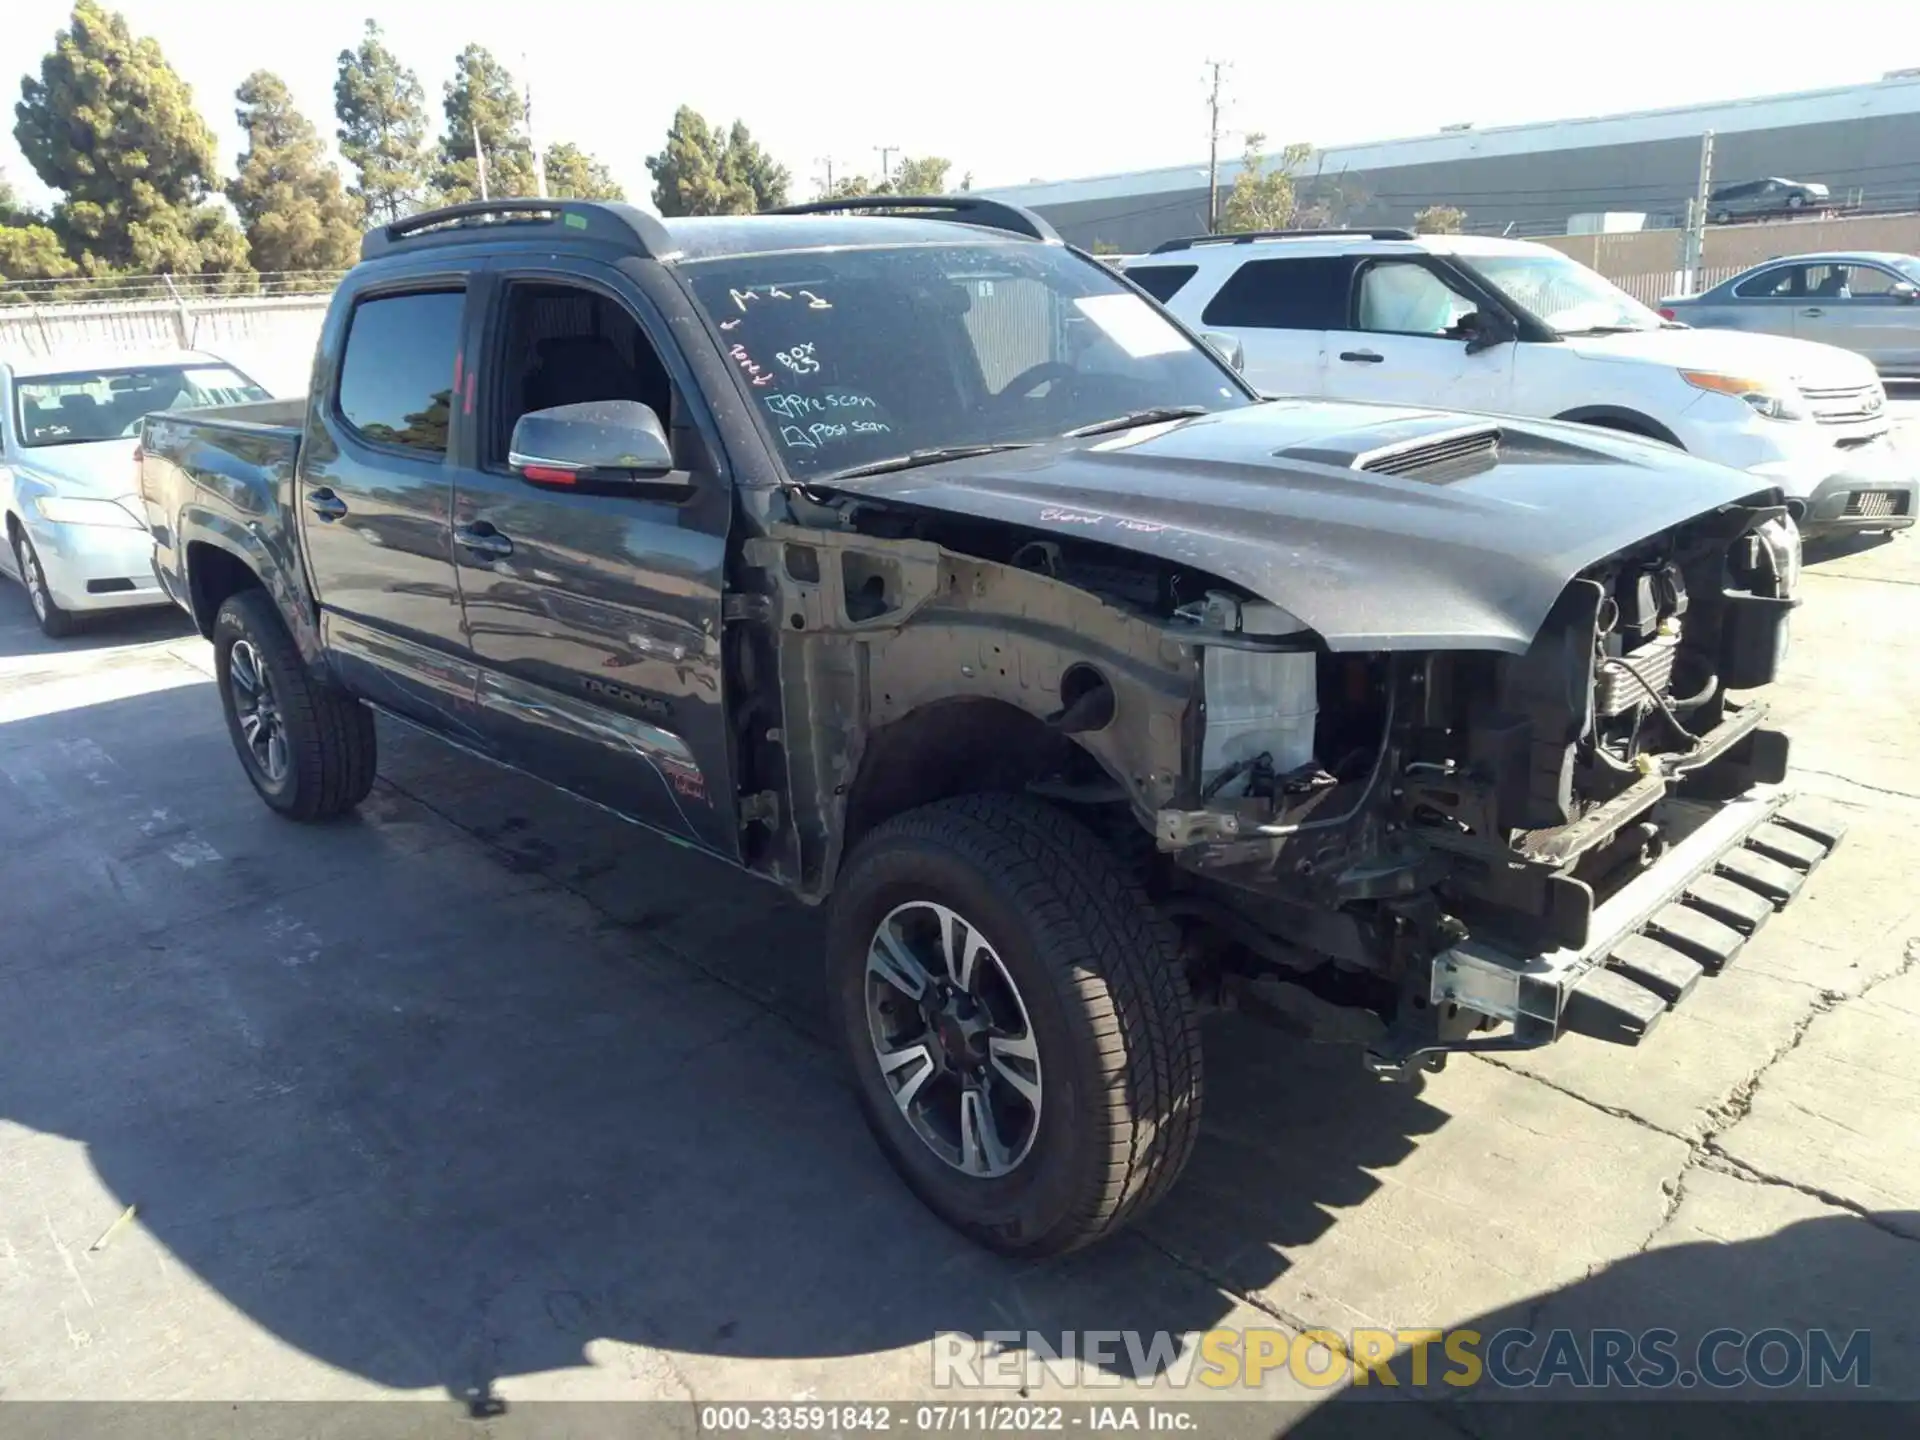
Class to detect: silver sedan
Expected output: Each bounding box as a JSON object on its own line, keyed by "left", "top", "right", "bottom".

{"left": 1661, "top": 252, "right": 1920, "bottom": 378}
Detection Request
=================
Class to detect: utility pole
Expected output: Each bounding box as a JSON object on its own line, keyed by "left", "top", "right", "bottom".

{"left": 875, "top": 146, "right": 899, "bottom": 186}
{"left": 815, "top": 156, "right": 837, "bottom": 197}
{"left": 523, "top": 60, "right": 547, "bottom": 198}
{"left": 1205, "top": 60, "right": 1230, "bottom": 233}
{"left": 1680, "top": 129, "right": 1715, "bottom": 295}
{"left": 474, "top": 120, "right": 490, "bottom": 201}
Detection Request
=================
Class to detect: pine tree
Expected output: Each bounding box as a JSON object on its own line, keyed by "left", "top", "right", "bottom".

{"left": 647, "top": 108, "right": 789, "bottom": 216}
{"left": 436, "top": 45, "right": 535, "bottom": 202}
{"left": 543, "top": 142, "right": 624, "bottom": 201}
{"left": 720, "top": 120, "right": 789, "bottom": 211}
{"left": 228, "top": 71, "right": 362, "bottom": 275}
{"left": 13, "top": 0, "right": 246, "bottom": 275}
{"left": 334, "top": 19, "right": 429, "bottom": 224}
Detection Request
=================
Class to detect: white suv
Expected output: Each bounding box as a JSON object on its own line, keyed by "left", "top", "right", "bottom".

{"left": 1124, "top": 229, "right": 1916, "bottom": 537}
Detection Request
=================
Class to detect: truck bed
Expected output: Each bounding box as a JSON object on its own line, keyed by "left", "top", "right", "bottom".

{"left": 139, "top": 396, "right": 310, "bottom": 634}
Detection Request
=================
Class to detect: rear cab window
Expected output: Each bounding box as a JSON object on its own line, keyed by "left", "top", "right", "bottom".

{"left": 1200, "top": 256, "right": 1355, "bottom": 329}
{"left": 336, "top": 290, "right": 466, "bottom": 454}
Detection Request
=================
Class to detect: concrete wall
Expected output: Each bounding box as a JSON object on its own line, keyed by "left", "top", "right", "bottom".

{"left": 1024, "top": 110, "right": 1920, "bottom": 254}
{"left": 0, "top": 294, "right": 327, "bottom": 396}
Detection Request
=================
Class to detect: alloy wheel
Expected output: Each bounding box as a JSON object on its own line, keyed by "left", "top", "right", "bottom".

{"left": 865, "top": 900, "right": 1043, "bottom": 1179}
{"left": 227, "top": 639, "right": 289, "bottom": 783}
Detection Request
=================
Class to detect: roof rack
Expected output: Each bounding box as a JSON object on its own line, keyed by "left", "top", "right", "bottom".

{"left": 1149, "top": 227, "right": 1417, "bottom": 254}
{"left": 361, "top": 199, "right": 677, "bottom": 263}
{"left": 764, "top": 194, "right": 1060, "bottom": 243}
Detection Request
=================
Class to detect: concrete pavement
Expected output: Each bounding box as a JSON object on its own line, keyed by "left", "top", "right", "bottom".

{"left": 0, "top": 466, "right": 1916, "bottom": 1426}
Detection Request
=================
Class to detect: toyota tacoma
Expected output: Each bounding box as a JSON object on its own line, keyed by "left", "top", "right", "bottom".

{"left": 139, "top": 196, "right": 1839, "bottom": 1258}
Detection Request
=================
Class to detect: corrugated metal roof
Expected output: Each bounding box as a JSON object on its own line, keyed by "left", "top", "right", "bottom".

{"left": 980, "top": 75, "right": 1920, "bottom": 209}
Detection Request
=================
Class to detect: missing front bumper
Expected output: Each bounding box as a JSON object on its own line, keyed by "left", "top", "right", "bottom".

{"left": 1365, "top": 788, "right": 1848, "bottom": 1074}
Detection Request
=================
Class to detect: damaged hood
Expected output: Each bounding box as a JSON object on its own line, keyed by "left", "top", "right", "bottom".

{"left": 817, "top": 400, "right": 1776, "bottom": 653}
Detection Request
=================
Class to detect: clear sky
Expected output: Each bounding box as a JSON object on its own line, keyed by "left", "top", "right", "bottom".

{"left": 3, "top": 0, "right": 1914, "bottom": 214}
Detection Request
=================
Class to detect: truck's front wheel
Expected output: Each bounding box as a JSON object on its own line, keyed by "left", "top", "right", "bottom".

{"left": 214, "top": 591, "right": 376, "bottom": 821}
{"left": 826, "top": 794, "right": 1203, "bottom": 1257}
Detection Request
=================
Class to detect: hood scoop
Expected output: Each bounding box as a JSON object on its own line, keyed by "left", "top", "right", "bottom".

{"left": 1279, "top": 421, "right": 1502, "bottom": 482}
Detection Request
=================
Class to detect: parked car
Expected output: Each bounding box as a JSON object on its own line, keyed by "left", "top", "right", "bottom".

{"left": 1660, "top": 252, "right": 1920, "bottom": 378}
{"left": 1122, "top": 229, "right": 1916, "bottom": 536}
{"left": 143, "top": 197, "right": 1831, "bottom": 1258}
{"left": 1, "top": 348, "right": 269, "bottom": 636}
{"left": 1707, "top": 178, "right": 1831, "bottom": 224}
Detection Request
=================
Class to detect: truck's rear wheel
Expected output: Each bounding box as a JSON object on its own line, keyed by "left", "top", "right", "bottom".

{"left": 826, "top": 794, "right": 1202, "bottom": 1257}
{"left": 214, "top": 590, "right": 376, "bottom": 820}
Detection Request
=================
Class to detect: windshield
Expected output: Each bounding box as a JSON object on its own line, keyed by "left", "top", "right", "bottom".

{"left": 1467, "top": 252, "right": 1666, "bottom": 336}
{"left": 681, "top": 242, "right": 1248, "bottom": 478}
{"left": 1895, "top": 257, "right": 1920, "bottom": 285}
{"left": 15, "top": 364, "right": 267, "bottom": 448}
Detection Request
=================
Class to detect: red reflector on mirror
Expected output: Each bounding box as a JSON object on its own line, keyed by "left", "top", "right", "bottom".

{"left": 522, "top": 465, "right": 577, "bottom": 485}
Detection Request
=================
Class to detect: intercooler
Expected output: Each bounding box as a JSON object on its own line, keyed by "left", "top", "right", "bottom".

{"left": 1595, "top": 634, "right": 1679, "bottom": 718}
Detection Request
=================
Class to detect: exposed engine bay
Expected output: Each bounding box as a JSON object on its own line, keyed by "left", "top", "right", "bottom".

{"left": 758, "top": 469, "right": 1828, "bottom": 1075}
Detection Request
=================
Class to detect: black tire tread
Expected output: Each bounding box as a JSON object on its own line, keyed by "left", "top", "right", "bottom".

{"left": 855, "top": 793, "right": 1203, "bottom": 1253}
{"left": 218, "top": 590, "right": 376, "bottom": 820}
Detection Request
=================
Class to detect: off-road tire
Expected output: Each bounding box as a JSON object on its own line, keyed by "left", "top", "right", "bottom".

{"left": 14, "top": 531, "right": 79, "bottom": 639}
{"left": 827, "top": 793, "right": 1203, "bottom": 1256}
{"left": 214, "top": 590, "right": 376, "bottom": 820}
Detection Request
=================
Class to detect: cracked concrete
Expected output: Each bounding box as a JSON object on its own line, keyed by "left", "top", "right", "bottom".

{"left": 1, "top": 424, "right": 1918, "bottom": 1419}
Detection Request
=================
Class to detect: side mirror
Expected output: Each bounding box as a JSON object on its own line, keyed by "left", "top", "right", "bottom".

{"left": 508, "top": 400, "right": 682, "bottom": 491}
{"left": 1460, "top": 309, "right": 1516, "bottom": 355}
{"left": 1199, "top": 330, "right": 1245, "bottom": 372}
{"left": 1892, "top": 282, "right": 1919, "bottom": 304}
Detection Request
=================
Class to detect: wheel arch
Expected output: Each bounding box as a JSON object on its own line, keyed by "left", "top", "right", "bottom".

{"left": 1553, "top": 405, "right": 1685, "bottom": 449}
{"left": 176, "top": 510, "right": 326, "bottom": 668}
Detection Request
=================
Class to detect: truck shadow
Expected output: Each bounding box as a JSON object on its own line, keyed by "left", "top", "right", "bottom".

{"left": 0, "top": 580, "right": 196, "bottom": 660}
{"left": 1288, "top": 1209, "right": 1920, "bottom": 1433}
{"left": 3, "top": 687, "right": 1439, "bottom": 1403}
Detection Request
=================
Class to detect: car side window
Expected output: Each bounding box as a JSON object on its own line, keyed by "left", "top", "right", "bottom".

{"left": 1126, "top": 265, "right": 1198, "bottom": 303}
{"left": 1835, "top": 265, "right": 1905, "bottom": 298}
{"left": 337, "top": 290, "right": 465, "bottom": 455}
{"left": 1733, "top": 266, "right": 1801, "bottom": 299}
{"left": 1355, "top": 261, "right": 1477, "bottom": 336}
{"left": 488, "top": 279, "right": 680, "bottom": 469}
{"left": 1199, "top": 256, "right": 1353, "bottom": 329}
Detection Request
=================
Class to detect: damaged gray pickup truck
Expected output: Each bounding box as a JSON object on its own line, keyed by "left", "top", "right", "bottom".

{"left": 139, "top": 196, "right": 1841, "bottom": 1257}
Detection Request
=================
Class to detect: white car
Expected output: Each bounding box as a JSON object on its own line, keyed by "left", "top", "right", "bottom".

{"left": 1, "top": 349, "right": 270, "bottom": 636}
{"left": 1123, "top": 230, "right": 1917, "bottom": 538}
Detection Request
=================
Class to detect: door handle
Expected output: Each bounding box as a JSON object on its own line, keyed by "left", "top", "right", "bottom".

{"left": 1339, "top": 350, "right": 1385, "bottom": 364}
{"left": 454, "top": 523, "right": 514, "bottom": 559}
{"left": 305, "top": 488, "right": 348, "bottom": 521}
{"left": 1801, "top": 307, "right": 1825, "bottom": 317}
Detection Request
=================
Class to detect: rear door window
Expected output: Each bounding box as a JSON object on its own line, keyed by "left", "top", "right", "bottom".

{"left": 337, "top": 290, "right": 466, "bottom": 454}
{"left": 1733, "top": 266, "right": 1802, "bottom": 299}
{"left": 1125, "top": 264, "right": 1199, "bottom": 303}
{"left": 1200, "top": 256, "right": 1354, "bottom": 329}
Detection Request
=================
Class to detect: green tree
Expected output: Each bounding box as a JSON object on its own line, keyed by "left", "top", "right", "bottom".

{"left": 719, "top": 120, "right": 789, "bottom": 210}
{"left": 0, "top": 170, "right": 77, "bottom": 287}
{"left": 436, "top": 44, "right": 535, "bottom": 202}
{"left": 543, "top": 141, "right": 623, "bottom": 201}
{"left": 334, "top": 19, "right": 429, "bottom": 223}
{"left": 228, "top": 71, "right": 362, "bottom": 274}
{"left": 1219, "top": 133, "right": 1313, "bottom": 234}
{"left": 14, "top": 0, "right": 247, "bottom": 275}
{"left": 1413, "top": 204, "right": 1466, "bottom": 234}
{"left": 646, "top": 108, "right": 788, "bottom": 215}
{"left": 890, "top": 155, "right": 952, "bottom": 195}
